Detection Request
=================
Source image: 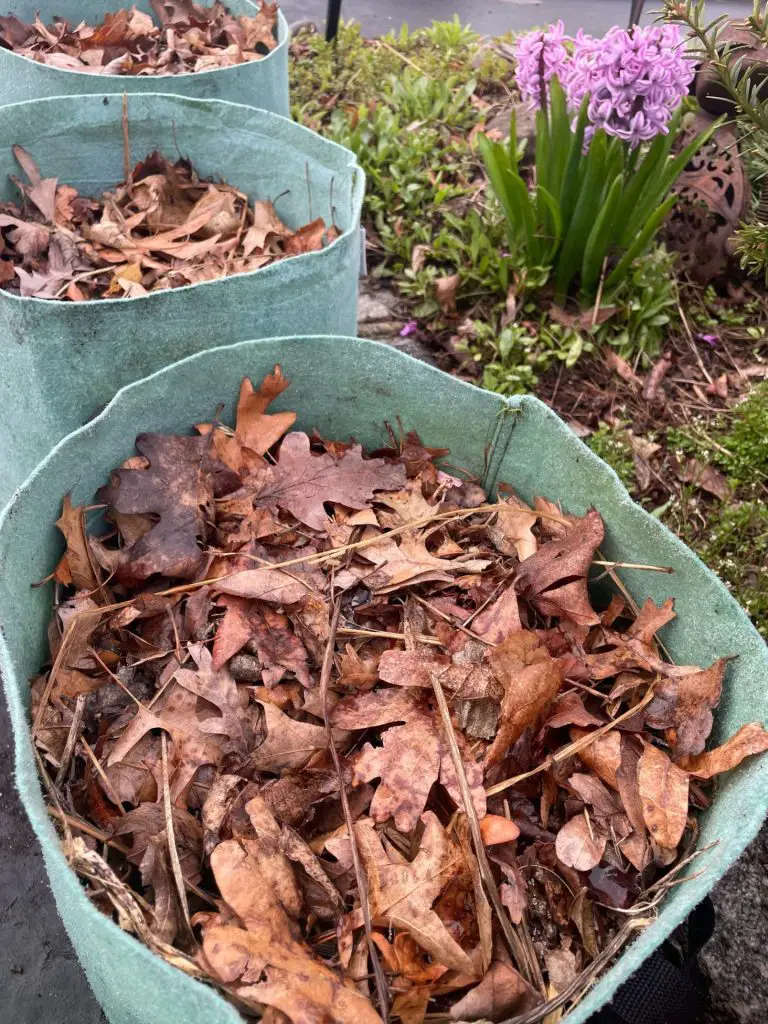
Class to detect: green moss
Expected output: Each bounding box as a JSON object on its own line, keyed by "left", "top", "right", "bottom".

{"left": 694, "top": 501, "right": 768, "bottom": 639}
{"left": 667, "top": 383, "right": 768, "bottom": 491}
{"left": 585, "top": 425, "right": 636, "bottom": 490}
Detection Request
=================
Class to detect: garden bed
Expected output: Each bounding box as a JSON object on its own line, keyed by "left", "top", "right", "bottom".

{"left": 289, "top": 17, "right": 768, "bottom": 645}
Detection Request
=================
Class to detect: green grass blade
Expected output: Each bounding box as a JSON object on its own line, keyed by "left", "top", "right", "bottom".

{"left": 605, "top": 195, "right": 678, "bottom": 290}
{"left": 581, "top": 174, "right": 623, "bottom": 293}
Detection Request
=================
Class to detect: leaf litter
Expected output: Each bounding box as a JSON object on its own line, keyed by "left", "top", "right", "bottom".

{"left": 0, "top": 1, "right": 278, "bottom": 75}
{"left": 0, "top": 144, "right": 335, "bottom": 300}
{"left": 34, "top": 367, "right": 768, "bottom": 1023}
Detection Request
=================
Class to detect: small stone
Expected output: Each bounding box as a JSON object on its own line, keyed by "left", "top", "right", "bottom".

{"left": 230, "top": 653, "right": 262, "bottom": 683}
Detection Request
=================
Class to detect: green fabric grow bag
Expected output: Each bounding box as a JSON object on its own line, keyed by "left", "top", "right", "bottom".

{"left": 0, "top": 94, "right": 364, "bottom": 509}
{"left": 1, "top": 336, "right": 766, "bottom": 1024}
{"left": 0, "top": 0, "right": 290, "bottom": 115}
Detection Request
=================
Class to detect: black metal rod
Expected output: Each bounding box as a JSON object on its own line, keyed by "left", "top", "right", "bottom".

{"left": 326, "top": 0, "right": 342, "bottom": 41}
{"left": 628, "top": 0, "right": 646, "bottom": 28}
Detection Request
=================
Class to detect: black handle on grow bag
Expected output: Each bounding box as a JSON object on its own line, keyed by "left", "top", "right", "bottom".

{"left": 589, "top": 897, "right": 715, "bottom": 1024}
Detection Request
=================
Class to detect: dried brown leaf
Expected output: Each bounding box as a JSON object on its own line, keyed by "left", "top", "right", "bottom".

{"left": 555, "top": 814, "right": 607, "bottom": 870}
{"left": 514, "top": 508, "right": 604, "bottom": 625}
{"left": 254, "top": 432, "right": 405, "bottom": 530}
{"left": 486, "top": 631, "right": 563, "bottom": 766}
{"left": 356, "top": 812, "right": 474, "bottom": 975}
{"left": 637, "top": 743, "right": 689, "bottom": 850}
{"left": 678, "top": 722, "right": 768, "bottom": 779}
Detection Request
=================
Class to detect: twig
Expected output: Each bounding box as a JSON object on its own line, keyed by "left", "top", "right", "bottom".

{"left": 54, "top": 694, "right": 86, "bottom": 788}
{"left": 338, "top": 625, "right": 443, "bottom": 646}
{"left": 592, "top": 560, "right": 673, "bottom": 574}
{"left": 678, "top": 302, "right": 714, "bottom": 386}
{"left": 320, "top": 601, "right": 390, "bottom": 1021}
{"left": 81, "top": 737, "right": 127, "bottom": 816}
{"left": 375, "top": 37, "right": 433, "bottom": 78}
{"left": 48, "top": 806, "right": 130, "bottom": 853}
{"left": 161, "top": 733, "right": 193, "bottom": 939}
{"left": 486, "top": 688, "right": 655, "bottom": 797}
{"left": 430, "top": 664, "right": 543, "bottom": 990}
{"left": 507, "top": 918, "right": 651, "bottom": 1024}
{"left": 412, "top": 593, "right": 494, "bottom": 647}
{"left": 46, "top": 806, "right": 218, "bottom": 906}
{"left": 122, "top": 93, "right": 131, "bottom": 184}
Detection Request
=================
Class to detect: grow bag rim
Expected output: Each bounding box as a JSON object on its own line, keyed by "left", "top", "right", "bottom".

{"left": 0, "top": 3, "right": 290, "bottom": 83}
{"left": 0, "top": 92, "right": 365, "bottom": 308}
{"left": 1, "top": 334, "right": 767, "bottom": 1023}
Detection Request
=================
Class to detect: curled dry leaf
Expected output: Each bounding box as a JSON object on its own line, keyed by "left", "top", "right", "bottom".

{"left": 514, "top": 508, "right": 604, "bottom": 625}
{"left": 678, "top": 722, "right": 768, "bottom": 779}
{"left": 486, "top": 631, "right": 563, "bottom": 766}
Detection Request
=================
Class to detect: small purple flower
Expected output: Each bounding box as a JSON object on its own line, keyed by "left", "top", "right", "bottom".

{"left": 399, "top": 320, "right": 418, "bottom": 338}
{"left": 514, "top": 20, "right": 572, "bottom": 107}
{"left": 696, "top": 333, "right": 720, "bottom": 347}
{"left": 565, "top": 24, "right": 695, "bottom": 147}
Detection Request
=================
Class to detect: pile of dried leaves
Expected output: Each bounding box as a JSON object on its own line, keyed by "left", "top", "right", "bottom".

{"left": 34, "top": 367, "right": 768, "bottom": 1023}
{"left": 0, "top": 0, "right": 278, "bottom": 75}
{"left": 0, "top": 146, "right": 333, "bottom": 300}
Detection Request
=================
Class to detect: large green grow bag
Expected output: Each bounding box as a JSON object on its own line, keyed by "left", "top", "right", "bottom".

{"left": 0, "top": 0, "right": 290, "bottom": 115}
{"left": 0, "top": 94, "right": 364, "bottom": 509}
{"left": 1, "top": 337, "right": 766, "bottom": 1024}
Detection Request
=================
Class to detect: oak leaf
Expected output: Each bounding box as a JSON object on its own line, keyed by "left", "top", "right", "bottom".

{"left": 107, "top": 683, "right": 225, "bottom": 805}
{"left": 487, "top": 495, "right": 538, "bottom": 561}
{"left": 449, "top": 960, "right": 541, "bottom": 1021}
{"left": 249, "top": 699, "right": 346, "bottom": 773}
{"left": 570, "top": 728, "right": 622, "bottom": 790}
{"left": 486, "top": 632, "right": 563, "bottom": 766}
{"left": 254, "top": 432, "right": 406, "bottom": 530}
{"left": 471, "top": 586, "right": 522, "bottom": 644}
{"left": 98, "top": 433, "right": 238, "bottom": 584}
{"left": 234, "top": 369, "right": 296, "bottom": 456}
{"left": 173, "top": 645, "right": 250, "bottom": 757}
{"left": 677, "top": 722, "right": 768, "bottom": 779}
{"left": 645, "top": 659, "right": 727, "bottom": 757}
{"left": 355, "top": 812, "right": 474, "bottom": 975}
{"left": 53, "top": 496, "right": 100, "bottom": 591}
{"left": 514, "top": 508, "right": 604, "bottom": 625}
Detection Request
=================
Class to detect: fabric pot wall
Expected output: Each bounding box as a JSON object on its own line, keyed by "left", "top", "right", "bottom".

{"left": 0, "top": 336, "right": 766, "bottom": 1024}
{"left": 0, "top": 1, "right": 290, "bottom": 115}
{"left": 0, "top": 93, "right": 364, "bottom": 509}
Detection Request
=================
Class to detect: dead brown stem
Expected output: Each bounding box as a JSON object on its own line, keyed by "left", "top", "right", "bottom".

{"left": 320, "top": 601, "right": 390, "bottom": 1021}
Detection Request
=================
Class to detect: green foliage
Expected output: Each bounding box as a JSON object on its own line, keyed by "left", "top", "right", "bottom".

{"left": 733, "top": 220, "right": 768, "bottom": 285}
{"left": 478, "top": 78, "right": 717, "bottom": 302}
{"left": 664, "top": 0, "right": 768, "bottom": 134}
{"left": 606, "top": 247, "right": 680, "bottom": 360}
{"left": 585, "top": 426, "right": 636, "bottom": 489}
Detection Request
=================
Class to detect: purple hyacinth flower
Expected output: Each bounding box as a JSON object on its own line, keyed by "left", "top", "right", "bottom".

{"left": 565, "top": 24, "right": 695, "bottom": 147}
{"left": 514, "top": 20, "right": 572, "bottom": 107}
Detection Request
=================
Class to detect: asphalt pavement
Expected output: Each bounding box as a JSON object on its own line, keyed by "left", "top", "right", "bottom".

{"left": 282, "top": 0, "right": 750, "bottom": 37}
